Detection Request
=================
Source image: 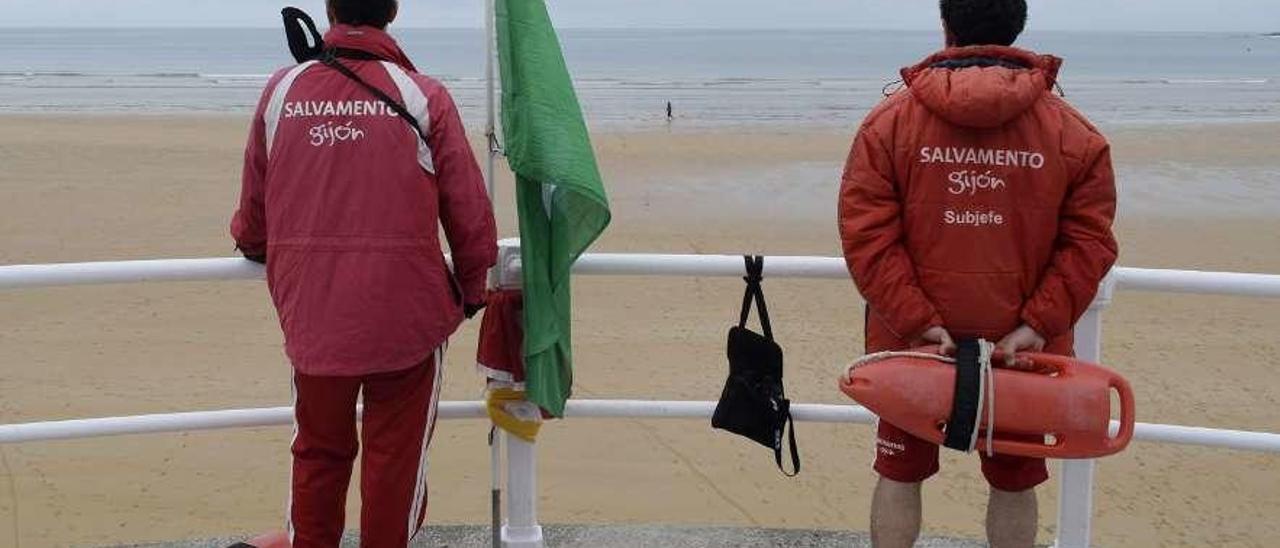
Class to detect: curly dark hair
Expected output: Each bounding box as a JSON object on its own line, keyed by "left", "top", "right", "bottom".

{"left": 328, "top": 0, "right": 398, "bottom": 29}
{"left": 940, "top": 0, "right": 1028, "bottom": 47}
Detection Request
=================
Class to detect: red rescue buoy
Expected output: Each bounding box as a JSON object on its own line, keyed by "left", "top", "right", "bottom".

{"left": 839, "top": 346, "right": 1135, "bottom": 459}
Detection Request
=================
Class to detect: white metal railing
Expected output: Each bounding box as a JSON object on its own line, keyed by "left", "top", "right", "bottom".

{"left": 0, "top": 257, "right": 263, "bottom": 289}
{"left": 2, "top": 252, "right": 1280, "bottom": 548}
{"left": 6, "top": 255, "right": 1280, "bottom": 298}
{"left": 4, "top": 400, "right": 1279, "bottom": 449}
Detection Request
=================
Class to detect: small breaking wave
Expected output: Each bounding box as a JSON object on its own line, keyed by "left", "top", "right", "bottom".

{"left": 1162, "top": 78, "right": 1270, "bottom": 85}
{"left": 0, "top": 70, "right": 270, "bottom": 80}
{"left": 0, "top": 71, "right": 86, "bottom": 78}
{"left": 137, "top": 72, "right": 202, "bottom": 78}
{"left": 202, "top": 73, "right": 271, "bottom": 80}
{"left": 1120, "top": 77, "right": 1272, "bottom": 86}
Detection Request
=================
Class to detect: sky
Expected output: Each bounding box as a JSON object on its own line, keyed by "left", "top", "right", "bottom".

{"left": 1, "top": 0, "right": 1278, "bottom": 32}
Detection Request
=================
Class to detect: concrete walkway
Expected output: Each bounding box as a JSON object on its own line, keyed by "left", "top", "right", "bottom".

{"left": 122, "top": 524, "right": 987, "bottom": 547}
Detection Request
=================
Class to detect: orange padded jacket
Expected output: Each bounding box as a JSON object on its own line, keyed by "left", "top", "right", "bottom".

{"left": 839, "top": 46, "right": 1118, "bottom": 354}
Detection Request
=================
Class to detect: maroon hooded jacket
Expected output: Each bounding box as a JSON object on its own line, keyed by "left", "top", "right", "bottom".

{"left": 232, "top": 26, "right": 497, "bottom": 376}
{"left": 839, "top": 46, "right": 1118, "bottom": 355}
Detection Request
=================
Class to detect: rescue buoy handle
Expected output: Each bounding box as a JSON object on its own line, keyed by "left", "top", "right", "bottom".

{"left": 1106, "top": 373, "right": 1136, "bottom": 453}
{"left": 986, "top": 434, "right": 1061, "bottom": 456}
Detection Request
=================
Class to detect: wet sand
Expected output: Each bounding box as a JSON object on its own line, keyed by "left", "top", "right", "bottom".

{"left": 0, "top": 115, "right": 1278, "bottom": 546}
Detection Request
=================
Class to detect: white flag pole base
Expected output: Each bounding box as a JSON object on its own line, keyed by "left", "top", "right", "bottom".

{"left": 502, "top": 434, "right": 544, "bottom": 547}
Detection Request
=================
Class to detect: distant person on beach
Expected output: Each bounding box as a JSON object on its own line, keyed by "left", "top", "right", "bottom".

{"left": 838, "top": 1, "right": 1117, "bottom": 547}
{"left": 666, "top": 100, "right": 673, "bottom": 121}
{"left": 229, "top": 0, "right": 496, "bottom": 545}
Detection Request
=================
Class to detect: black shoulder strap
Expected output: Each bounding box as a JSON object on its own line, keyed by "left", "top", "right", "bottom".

{"left": 774, "top": 400, "right": 800, "bottom": 476}
{"left": 738, "top": 255, "right": 773, "bottom": 339}
{"left": 318, "top": 49, "right": 431, "bottom": 148}
{"left": 943, "top": 338, "right": 982, "bottom": 452}
{"left": 280, "top": 9, "right": 429, "bottom": 151}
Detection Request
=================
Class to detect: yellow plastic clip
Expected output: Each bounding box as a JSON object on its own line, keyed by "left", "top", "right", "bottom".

{"left": 485, "top": 386, "right": 542, "bottom": 442}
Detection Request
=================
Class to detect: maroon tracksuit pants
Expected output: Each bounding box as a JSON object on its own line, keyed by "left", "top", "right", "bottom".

{"left": 288, "top": 350, "right": 443, "bottom": 547}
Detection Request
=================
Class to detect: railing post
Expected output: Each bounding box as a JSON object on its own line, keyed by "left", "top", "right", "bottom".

{"left": 492, "top": 238, "right": 543, "bottom": 547}
{"left": 1055, "top": 272, "right": 1117, "bottom": 548}
{"left": 502, "top": 433, "right": 544, "bottom": 547}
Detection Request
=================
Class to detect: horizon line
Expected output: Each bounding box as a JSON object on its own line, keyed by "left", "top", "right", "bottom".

{"left": 0, "top": 25, "right": 1275, "bottom": 34}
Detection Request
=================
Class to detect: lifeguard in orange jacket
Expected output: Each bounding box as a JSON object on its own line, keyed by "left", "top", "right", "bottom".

{"left": 837, "top": 1, "right": 1118, "bottom": 546}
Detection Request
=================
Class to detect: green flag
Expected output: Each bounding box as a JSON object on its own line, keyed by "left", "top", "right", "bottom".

{"left": 496, "top": 0, "right": 611, "bottom": 417}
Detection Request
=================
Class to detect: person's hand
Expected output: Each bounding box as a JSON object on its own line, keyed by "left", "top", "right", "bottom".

{"left": 996, "top": 324, "right": 1046, "bottom": 366}
{"left": 918, "top": 325, "right": 956, "bottom": 356}
{"left": 463, "top": 300, "right": 487, "bottom": 320}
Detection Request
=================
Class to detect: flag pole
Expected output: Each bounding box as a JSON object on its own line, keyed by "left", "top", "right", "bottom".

{"left": 484, "top": 0, "right": 498, "bottom": 202}
{"left": 490, "top": 426, "right": 503, "bottom": 548}
{"left": 484, "top": 2, "right": 501, "bottom": 548}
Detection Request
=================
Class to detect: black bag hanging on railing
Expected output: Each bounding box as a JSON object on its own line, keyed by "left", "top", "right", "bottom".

{"left": 712, "top": 256, "right": 800, "bottom": 476}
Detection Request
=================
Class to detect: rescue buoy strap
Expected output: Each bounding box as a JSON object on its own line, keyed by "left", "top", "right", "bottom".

{"left": 943, "top": 339, "right": 982, "bottom": 452}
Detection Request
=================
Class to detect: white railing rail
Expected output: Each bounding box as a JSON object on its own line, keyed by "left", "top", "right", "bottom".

{"left": 3, "top": 401, "right": 1280, "bottom": 450}
{"left": 6, "top": 255, "right": 1280, "bottom": 297}
{"left": 3, "top": 252, "right": 1280, "bottom": 548}
{"left": 0, "top": 257, "right": 264, "bottom": 289}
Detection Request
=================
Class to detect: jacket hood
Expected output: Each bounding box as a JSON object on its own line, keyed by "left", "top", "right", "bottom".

{"left": 901, "top": 46, "right": 1062, "bottom": 129}
{"left": 323, "top": 24, "right": 418, "bottom": 72}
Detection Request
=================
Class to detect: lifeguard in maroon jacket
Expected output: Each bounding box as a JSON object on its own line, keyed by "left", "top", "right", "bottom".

{"left": 837, "top": 1, "right": 1118, "bottom": 546}
{"left": 229, "top": 1, "right": 497, "bottom": 546}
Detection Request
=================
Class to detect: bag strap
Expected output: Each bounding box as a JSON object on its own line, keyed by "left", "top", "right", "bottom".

{"left": 280, "top": 8, "right": 431, "bottom": 159}
{"left": 282, "top": 7, "right": 324, "bottom": 63}
{"left": 774, "top": 399, "right": 800, "bottom": 476}
{"left": 318, "top": 49, "right": 431, "bottom": 148}
{"left": 737, "top": 255, "right": 773, "bottom": 340}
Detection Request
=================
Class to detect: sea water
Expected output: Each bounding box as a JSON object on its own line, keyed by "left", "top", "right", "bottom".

{"left": 1, "top": 28, "right": 1279, "bottom": 128}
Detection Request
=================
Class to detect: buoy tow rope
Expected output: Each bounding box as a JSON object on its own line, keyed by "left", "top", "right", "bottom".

{"left": 978, "top": 340, "right": 995, "bottom": 457}
{"left": 846, "top": 340, "right": 999, "bottom": 456}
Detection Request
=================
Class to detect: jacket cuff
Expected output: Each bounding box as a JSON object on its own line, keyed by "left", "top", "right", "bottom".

{"left": 888, "top": 308, "right": 944, "bottom": 344}
{"left": 1020, "top": 307, "right": 1063, "bottom": 340}
{"left": 458, "top": 273, "right": 488, "bottom": 305}
{"left": 234, "top": 242, "right": 266, "bottom": 257}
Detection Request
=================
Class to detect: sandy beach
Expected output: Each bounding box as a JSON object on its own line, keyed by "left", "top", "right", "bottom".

{"left": 1, "top": 115, "right": 1278, "bottom": 547}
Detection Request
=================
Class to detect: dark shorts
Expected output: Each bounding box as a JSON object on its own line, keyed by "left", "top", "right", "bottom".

{"left": 873, "top": 420, "right": 1049, "bottom": 492}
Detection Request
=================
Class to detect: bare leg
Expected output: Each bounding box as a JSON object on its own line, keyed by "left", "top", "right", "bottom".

{"left": 871, "top": 477, "right": 922, "bottom": 548}
{"left": 987, "top": 487, "right": 1038, "bottom": 548}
